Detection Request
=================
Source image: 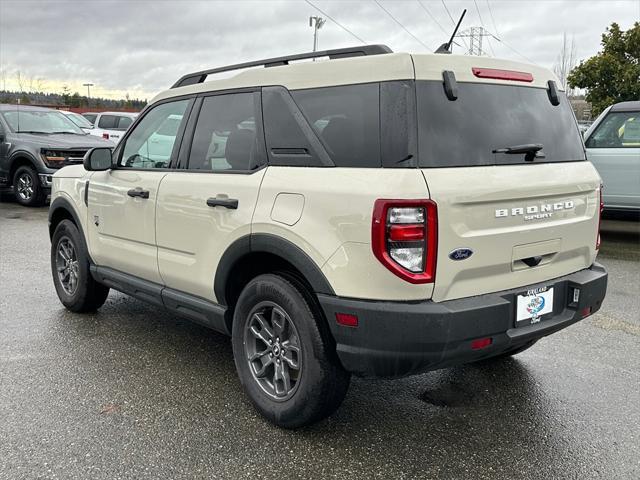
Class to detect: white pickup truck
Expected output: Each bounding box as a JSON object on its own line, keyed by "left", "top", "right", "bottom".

{"left": 82, "top": 111, "right": 138, "bottom": 144}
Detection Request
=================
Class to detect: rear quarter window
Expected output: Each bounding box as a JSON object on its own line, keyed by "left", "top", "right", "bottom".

{"left": 417, "top": 81, "right": 585, "bottom": 167}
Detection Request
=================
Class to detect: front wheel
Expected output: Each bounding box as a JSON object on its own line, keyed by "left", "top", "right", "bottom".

{"left": 232, "top": 274, "right": 350, "bottom": 428}
{"left": 51, "top": 219, "right": 110, "bottom": 312}
{"left": 13, "top": 165, "right": 45, "bottom": 207}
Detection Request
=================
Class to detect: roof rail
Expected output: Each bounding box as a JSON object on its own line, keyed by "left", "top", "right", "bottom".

{"left": 171, "top": 44, "right": 393, "bottom": 89}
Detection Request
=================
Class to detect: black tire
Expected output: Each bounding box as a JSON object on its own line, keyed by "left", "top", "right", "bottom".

{"left": 232, "top": 273, "right": 350, "bottom": 428}
{"left": 13, "top": 165, "right": 45, "bottom": 207}
{"left": 51, "top": 219, "right": 110, "bottom": 312}
{"left": 489, "top": 339, "right": 538, "bottom": 360}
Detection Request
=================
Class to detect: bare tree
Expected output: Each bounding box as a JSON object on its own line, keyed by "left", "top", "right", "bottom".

{"left": 553, "top": 32, "right": 577, "bottom": 96}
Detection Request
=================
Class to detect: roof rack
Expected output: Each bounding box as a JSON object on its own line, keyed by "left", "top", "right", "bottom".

{"left": 171, "top": 44, "right": 393, "bottom": 89}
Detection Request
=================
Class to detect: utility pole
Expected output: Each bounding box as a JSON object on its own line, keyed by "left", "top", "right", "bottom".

{"left": 456, "top": 27, "right": 493, "bottom": 55}
{"left": 309, "top": 16, "right": 326, "bottom": 53}
{"left": 83, "top": 83, "right": 94, "bottom": 106}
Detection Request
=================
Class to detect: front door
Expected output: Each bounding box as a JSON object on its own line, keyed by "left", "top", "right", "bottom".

{"left": 87, "top": 99, "right": 192, "bottom": 284}
{"left": 156, "top": 91, "right": 267, "bottom": 302}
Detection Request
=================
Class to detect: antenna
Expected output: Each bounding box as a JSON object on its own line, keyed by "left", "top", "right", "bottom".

{"left": 435, "top": 9, "right": 467, "bottom": 54}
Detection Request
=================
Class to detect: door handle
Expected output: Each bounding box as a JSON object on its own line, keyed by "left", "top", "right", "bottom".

{"left": 127, "top": 187, "right": 149, "bottom": 199}
{"left": 207, "top": 196, "right": 238, "bottom": 209}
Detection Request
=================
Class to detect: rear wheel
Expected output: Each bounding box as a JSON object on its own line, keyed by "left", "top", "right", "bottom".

{"left": 232, "top": 274, "right": 350, "bottom": 428}
{"left": 13, "top": 165, "right": 45, "bottom": 207}
{"left": 51, "top": 219, "right": 110, "bottom": 312}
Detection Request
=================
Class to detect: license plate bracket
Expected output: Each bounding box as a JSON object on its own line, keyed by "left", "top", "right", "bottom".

{"left": 515, "top": 286, "right": 554, "bottom": 327}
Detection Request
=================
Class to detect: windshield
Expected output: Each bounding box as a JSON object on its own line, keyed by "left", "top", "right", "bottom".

{"left": 64, "top": 111, "right": 93, "bottom": 129}
{"left": 417, "top": 81, "right": 585, "bottom": 167}
{"left": 1, "top": 109, "right": 86, "bottom": 134}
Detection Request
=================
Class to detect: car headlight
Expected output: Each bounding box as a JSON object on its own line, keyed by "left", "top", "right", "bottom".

{"left": 40, "top": 149, "right": 66, "bottom": 168}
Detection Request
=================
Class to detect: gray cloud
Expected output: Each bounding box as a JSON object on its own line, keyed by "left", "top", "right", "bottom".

{"left": 0, "top": 0, "right": 638, "bottom": 99}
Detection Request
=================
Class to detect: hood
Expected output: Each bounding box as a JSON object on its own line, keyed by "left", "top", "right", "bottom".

{"left": 15, "top": 132, "right": 113, "bottom": 149}
{"left": 53, "top": 164, "right": 91, "bottom": 179}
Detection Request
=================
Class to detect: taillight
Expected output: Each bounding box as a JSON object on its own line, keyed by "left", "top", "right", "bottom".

{"left": 596, "top": 183, "right": 604, "bottom": 250}
{"left": 102, "top": 133, "right": 110, "bottom": 140}
{"left": 372, "top": 199, "right": 437, "bottom": 283}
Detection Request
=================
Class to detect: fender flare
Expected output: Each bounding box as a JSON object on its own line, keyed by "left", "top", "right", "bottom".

{"left": 48, "top": 196, "right": 87, "bottom": 246}
{"left": 214, "top": 233, "right": 335, "bottom": 306}
{"left": 8, "top": 150, "right": 40, "bottom": 179}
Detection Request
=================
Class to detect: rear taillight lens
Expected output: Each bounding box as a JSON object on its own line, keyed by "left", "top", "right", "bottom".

{"left": 372, "top": 199, "right": 437, "bottom": 283}
{"left": 596, "top": 183, "right": 604, "bottom": 250}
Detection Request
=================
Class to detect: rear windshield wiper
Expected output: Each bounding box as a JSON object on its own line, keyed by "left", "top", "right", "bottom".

{"left": 50, "top": 131, "right": 83, "bottom": 135}
{"left": 492, "top": 144, "right": 544, "bottom": 161}
{"left": 16, "top": 130, "right": 50, "bottom": 134}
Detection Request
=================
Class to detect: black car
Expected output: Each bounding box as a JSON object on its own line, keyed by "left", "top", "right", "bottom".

{"left": 0, "top": 105, "right": 113, "bottom": 206}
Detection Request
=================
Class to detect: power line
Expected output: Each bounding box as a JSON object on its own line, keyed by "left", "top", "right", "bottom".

{"left": 416, "top": 0, "right": 449, "bottom": 36}
{"left": 304, "top": 0, "right": 366, "bottom": 45}
{"left": 441, "top": 0, "right": 456, "bottom": 25}
{"left": 485, "top": 0, "right": 500, "bottom": 38}
{"left": 374, "top": 0, "right": 432, "bottom": 51}
{"left": 490, "top": 34, "right": 536, "bottom": 64}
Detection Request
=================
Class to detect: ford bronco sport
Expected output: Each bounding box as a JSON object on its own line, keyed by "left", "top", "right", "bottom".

{"left": 48, "top": 45, "right": 608, "bottom": 428}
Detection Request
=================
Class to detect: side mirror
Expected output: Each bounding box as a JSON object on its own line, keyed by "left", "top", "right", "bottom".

{"left": 83, "top": 147, "right": 113, "bottom": 171}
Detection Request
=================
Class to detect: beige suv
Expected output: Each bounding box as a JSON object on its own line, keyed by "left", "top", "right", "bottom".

{"left": 48, "top": 45, "right": 608, "bottom": 428}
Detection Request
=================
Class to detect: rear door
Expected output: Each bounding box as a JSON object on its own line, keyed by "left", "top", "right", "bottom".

{"left": 155, "top": 91, "right": 266, "bottom": 302}
{"left": 87, "top": 98, "right": 192, "bottom": 284}
{"left": 585, "top": 109, "right": 640, "bottom": 210}
{"left": 415, "top": 79, "right": 601, "bottom": 302}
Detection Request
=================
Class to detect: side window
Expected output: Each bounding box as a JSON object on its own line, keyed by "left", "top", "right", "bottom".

{"left": 292, "top": 83, "right": 381, "bottom": 167}
{"left": 119, "top": 100, "right": 190, "bottom": 169}
{"left": 586, "top": 111, "right": 640, "bottom": 148}
{"left": 187, "top": 92, "right": 265, "bottom": 171}
{"left": 98, "top": 115, "right": 118, "bottom": 129}
{"left": 262, "top": 86, "right": 330, "bottom": 167}
{"left": 83, "top": 114, "right": 97, "bottom": 124}
{"left": 118, "top": 116, "right": 133, "bottom": 130}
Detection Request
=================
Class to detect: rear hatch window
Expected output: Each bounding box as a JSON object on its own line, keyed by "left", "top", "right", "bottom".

{"left": 417, "top": 81, "right": 585, "bottom": 167}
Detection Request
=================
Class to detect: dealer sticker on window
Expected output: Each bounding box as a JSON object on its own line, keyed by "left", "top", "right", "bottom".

{"left": 516, "top": 286, "right": 554, "bottom": 324}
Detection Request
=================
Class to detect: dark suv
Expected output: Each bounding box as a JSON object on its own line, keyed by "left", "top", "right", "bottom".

{"left": 0, "top": 105, "right": 112, "bottom": 206}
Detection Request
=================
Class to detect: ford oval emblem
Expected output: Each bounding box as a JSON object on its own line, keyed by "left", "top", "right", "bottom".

{"left": 449, "top": 248, "right": 473, "bottom": 261}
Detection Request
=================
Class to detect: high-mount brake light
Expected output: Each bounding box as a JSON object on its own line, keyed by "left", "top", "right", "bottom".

{"left": 372, "top": 200, "right": 437, "bottom": 284}
{"left": 596, "top": 183, "right": 604, "bottom": 250}
{"left": 472, "top": 67, "right": 534, "bottom": 83}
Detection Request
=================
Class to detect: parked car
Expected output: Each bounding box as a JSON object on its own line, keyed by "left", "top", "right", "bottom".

{"left": 584, "top": 101, "right": 640, "bottom": 212}
{"left": 48, "top": 45, "right": 607, "bottom": 428}
{"left": 0, "top": 104, "right": 113, "bottom": 206}
{"left": 60, "top": 110, "right": 95, "bottom": 133}
{"left": 83, "top": 111, "right": 138, "bottom": 144}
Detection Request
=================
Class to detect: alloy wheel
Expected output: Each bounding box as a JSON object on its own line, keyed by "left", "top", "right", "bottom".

{"left": 56, "top": 237, "right": 79, "bottom": 295}
{"left": 16, "top": 172, "right": 34, "bottom": 201}
{"left": 244, "top": 301, "right": 302, "bottom": 401}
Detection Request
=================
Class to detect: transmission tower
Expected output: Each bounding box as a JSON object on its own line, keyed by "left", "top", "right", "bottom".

{"left": 456, "top": 27, "right": 493, "bottom": 56}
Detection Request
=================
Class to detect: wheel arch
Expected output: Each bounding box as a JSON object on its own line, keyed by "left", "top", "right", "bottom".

{"left": 215, "top": 233, "right": 335, "bottom": 331}
{"left": 8, "top": 151, "right": 39, "bottom": 184}
{"left": 48, "top": 196, "right": 88, "bottom": 247}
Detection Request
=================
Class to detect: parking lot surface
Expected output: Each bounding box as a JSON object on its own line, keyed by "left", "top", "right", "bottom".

{"left": 1, "top": 200, "right": 639, "bottom": 480}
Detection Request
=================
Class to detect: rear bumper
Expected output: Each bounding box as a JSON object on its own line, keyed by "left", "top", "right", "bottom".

{"left": 318, "top": 263, "right": 607, "bottom": 378}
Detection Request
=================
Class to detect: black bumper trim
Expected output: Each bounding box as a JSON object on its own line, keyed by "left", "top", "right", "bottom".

{"left": 318, "top": 264, "right": 608, "bottom": 378}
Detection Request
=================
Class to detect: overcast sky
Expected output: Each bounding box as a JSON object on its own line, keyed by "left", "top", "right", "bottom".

{"left": 0, "top": 0, "right": 638, "bottom": 100}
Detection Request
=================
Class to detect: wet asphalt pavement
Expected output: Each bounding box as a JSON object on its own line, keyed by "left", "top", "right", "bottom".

{"left": 0, "top": 199, "right": 639, "bottom": 480}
